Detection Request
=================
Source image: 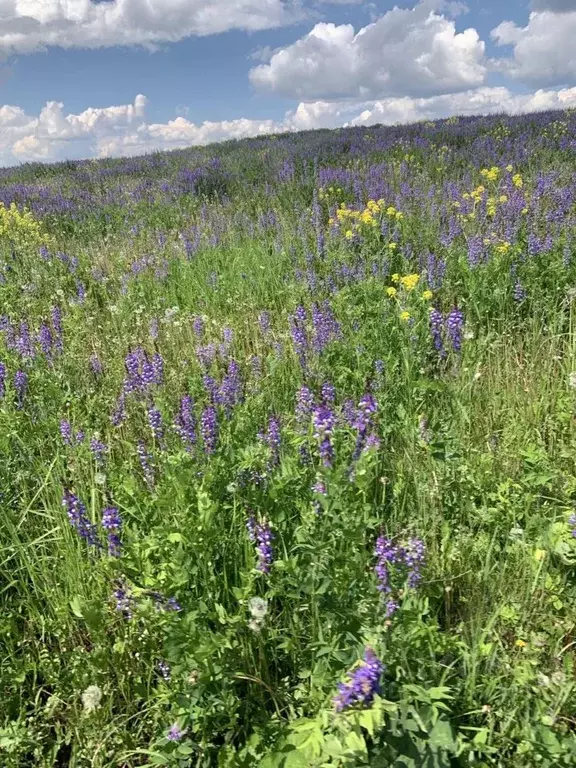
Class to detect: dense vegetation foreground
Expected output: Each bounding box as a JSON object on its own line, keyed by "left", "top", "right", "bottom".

{"left": 2, "top": 111, "right": 576, "bottom": 766}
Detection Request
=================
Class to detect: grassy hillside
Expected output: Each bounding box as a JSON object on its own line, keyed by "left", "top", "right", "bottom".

{"left": 2, "top": 111, "right": 576, "bottom": 766}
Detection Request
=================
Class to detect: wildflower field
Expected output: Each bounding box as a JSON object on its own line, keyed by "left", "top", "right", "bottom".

{"left": 2, "top": 110, "right": 576, "bottom": 767}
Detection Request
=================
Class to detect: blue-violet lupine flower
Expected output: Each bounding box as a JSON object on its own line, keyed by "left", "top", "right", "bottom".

{"left": 14, "top": 370, "right": 28, "bottom": 409}
{"left": 102, "top": 506, "right": 122, "bottom": 557}
{"left": 51, "top": 306, "right": 64, "bottom": 354}
{"left": 321, "top": 381, "right": 336, "bottom": 406}
{"left": 259, "top": 416, "right": 281, "bottom": 465}
{"left": 90, "top": 437, "right": 107, "bottom": 465}
{"left": 113, "top": 583, "right": 135, "bottom": 619}
{"left": 147, "top": 404, "right": 164, "bottom": 443}
{"left": 333, "top": 648, "right": 384, "bottom": 712}
{"left": 429, "top": 308, "right": 446, "bottom": 359}
{"left": 247, "top": 515, "right": 274, "bottom": 575}
{"left": 446, "top": 308, "right": 464, "bottom": 353}
{"left": 175, "top": 394, "right": 196, "bottom": 453}
{"left": 201, "top": 406, "right": 218, "bottom": 454}
{"left": 167, "top": 724, "right": 185, "bottom": 742}
{"left": 38, "top": 323, "right": 53, "bottom": 358}
{"left": 63, "top": 490, "right": 97, "bottom": 546}
{"left": 296, "top": 386, "right": 315, "bottom": 426}
{"left": 90, "top": 354, "right": 103, "bottom": 376}
{"left": 312, "top": 404, "right": 336, "bottom": 468}
{"left": 60, "top": 419, "right": 73, "bottom": 446}
{"left": 137, "top": 440, "right": 155, "bottom": 488}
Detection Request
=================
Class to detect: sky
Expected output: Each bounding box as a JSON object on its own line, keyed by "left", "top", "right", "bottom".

{"left": 1, "top": 0, "right": 576, "bottom": 166}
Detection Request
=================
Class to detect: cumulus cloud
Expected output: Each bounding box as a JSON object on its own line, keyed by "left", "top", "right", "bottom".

{"left": 3, "top": 85, "right": 576, "bottom": 167}
{"left": 98, "top": 115, "right": 280, "bottom": 158}
{"left": 492, "top": 10, "right": 576, "bottom": 86}
{"left": 280, "top": 86, "right": 576, "bottom": 130}
{"left": 0, "top": 94, "right": 148, "bottom": 165}
{"left": 530, "top": 0, "right": 576, "bottom": 11}
{"left": 0, "top": 0, "right": 300, "bottom": 55}
{"left": 249, "top": 1, "right": 486, "bottom": 100}
{"left": 0, "top": 94, "right": 283, "bottom": 165}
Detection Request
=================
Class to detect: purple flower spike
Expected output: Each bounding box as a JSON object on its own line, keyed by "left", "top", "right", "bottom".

{"left": 102, "top": 506, "right": 122, "bottom": 557}
{"left": 167, "top": 723, "right": 185, "bottom": 742}
{"left": 147, "top": 404, "right": 164, "bottom": 443}
{"left": 429, "top": 308, "right": 446, "bottom": 359}
{"left": 63, "top": 490, "right": 97, "bottom": 547}
{"left": 90, "top": 437, "right": 107, "bottom": 466}
{"left": 259, "top": 415, "right": 281, "bottom": 465}
{"left": 137, "top": 440, "right": 155, "bottom": 489}
{"left": 175, "top": 394, "right": 196, "bottom": 453}
{"left": 38, "top": 323, "right": 53, "bottom": 358}
{"left": 374, "top": 534, "right": 425, "bottom": 613}
{"left": 333, "top": 648, "right": 384, "bottom": 712}
{"left": 446, "top": 308, "right": 464, "bottom": 353}
{"left": 312, "top": 405, "right": 336, "bottom": 468}
{"left": 247, "top": 515, "right": 274, "bottom": 575}
{"left": 201, "top": 406, "right": 218, "bottom": 454}
{"left": 14, "top": 370, "right": 28, "bottom": 409}
{"left": 60, "top": 419, "right": 73, "bottom": 446}
{"left": 90, "top": 354, "right": 103, "bottom": 376}
{"left": 51, "top": 306, "right": 64, "bottom": 354}
{"left": 296, "top": 386, "right": 315, "bottom": 426}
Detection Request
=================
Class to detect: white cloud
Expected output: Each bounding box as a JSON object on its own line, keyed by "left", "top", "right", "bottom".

{"left": 3, "top": 85, "right": 576, "bottom": 167}
{"left": 281, "top": 86, "right": 576, "bottom": 130}
{"left": 0, "top": 0, "right": 299, "bottom": 55}
{"left": 492, "top": 10, "right": 576, "bottom": 86}
{"left": 98, "top": 115, "right": 280, "bottom": 158}
{"left": 250, "top": 1, "right": 486, "bottom": 100}
{"left": 346, "top": 86, "right": 576, "bottom": 127}
{"left": 530, "top": 0, "right": 576, "bottom": 11}
{"left": 0, "top": 94, "right": 148, "bottom": 165}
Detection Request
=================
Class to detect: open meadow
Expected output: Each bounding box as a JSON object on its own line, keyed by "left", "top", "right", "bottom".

{"left": 2, "top": 111, "right": 576, "bottom": 766}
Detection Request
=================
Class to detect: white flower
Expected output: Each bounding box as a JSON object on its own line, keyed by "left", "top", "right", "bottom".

{"left": 81, "top": 685, "right": 102, "bottom": 713}
{"left": 508, "top": 526, "right": 524, "bottom": 541}
{"left": 248, "top": 597, "right": 268, "bottom": 621}
{"left": 551, "top": 671, "right": 566, "bottom": 686}
{"left": 248, "top": 619, "right": 263, "bottom": 633}
{"left": 163, "top": 306, "right": 180, "bottom": 322}
{"left": 568, "top": 372, "right": 576, "bottom": 389}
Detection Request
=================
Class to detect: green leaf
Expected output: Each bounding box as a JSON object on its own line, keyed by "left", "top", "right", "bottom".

{"left": 70, "top": 596, "right": 84, "bottom": 618}
{"left": 428, "top": 719, "right": 457, "bottom": 753}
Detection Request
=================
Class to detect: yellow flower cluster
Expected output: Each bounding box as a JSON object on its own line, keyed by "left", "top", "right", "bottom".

{"left": 385, "top": 278, "right": 432, "bottom": 323}
{"left": 512, "top": 173, "right": 523, "bottom": 188}
{"left": 495, "top": 241, "right": 511, "bottom": 255}
{"left": 333, "top": 199, "right": 403, "bottom": 236}
{"left": 387, "top": 273, "right": 423, "bottom": 294}
{"left": 0, "top": 202, "right": 51, "bottom": 251}
{"left": 318, "top": 186, "right": 344, "bottom": 200}
{"left": 400, "top": 273, "right": 420, "bottom": 291}
{"left": 463, "top": 185, "right": 485, "bottom": 203}
{"left": 480, "top": 166, "right": 500, "bottom": 182}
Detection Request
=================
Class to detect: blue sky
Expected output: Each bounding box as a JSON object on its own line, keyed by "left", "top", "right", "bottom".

{"left": 0, "top": 0, "right": 574, "bottom": 165}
